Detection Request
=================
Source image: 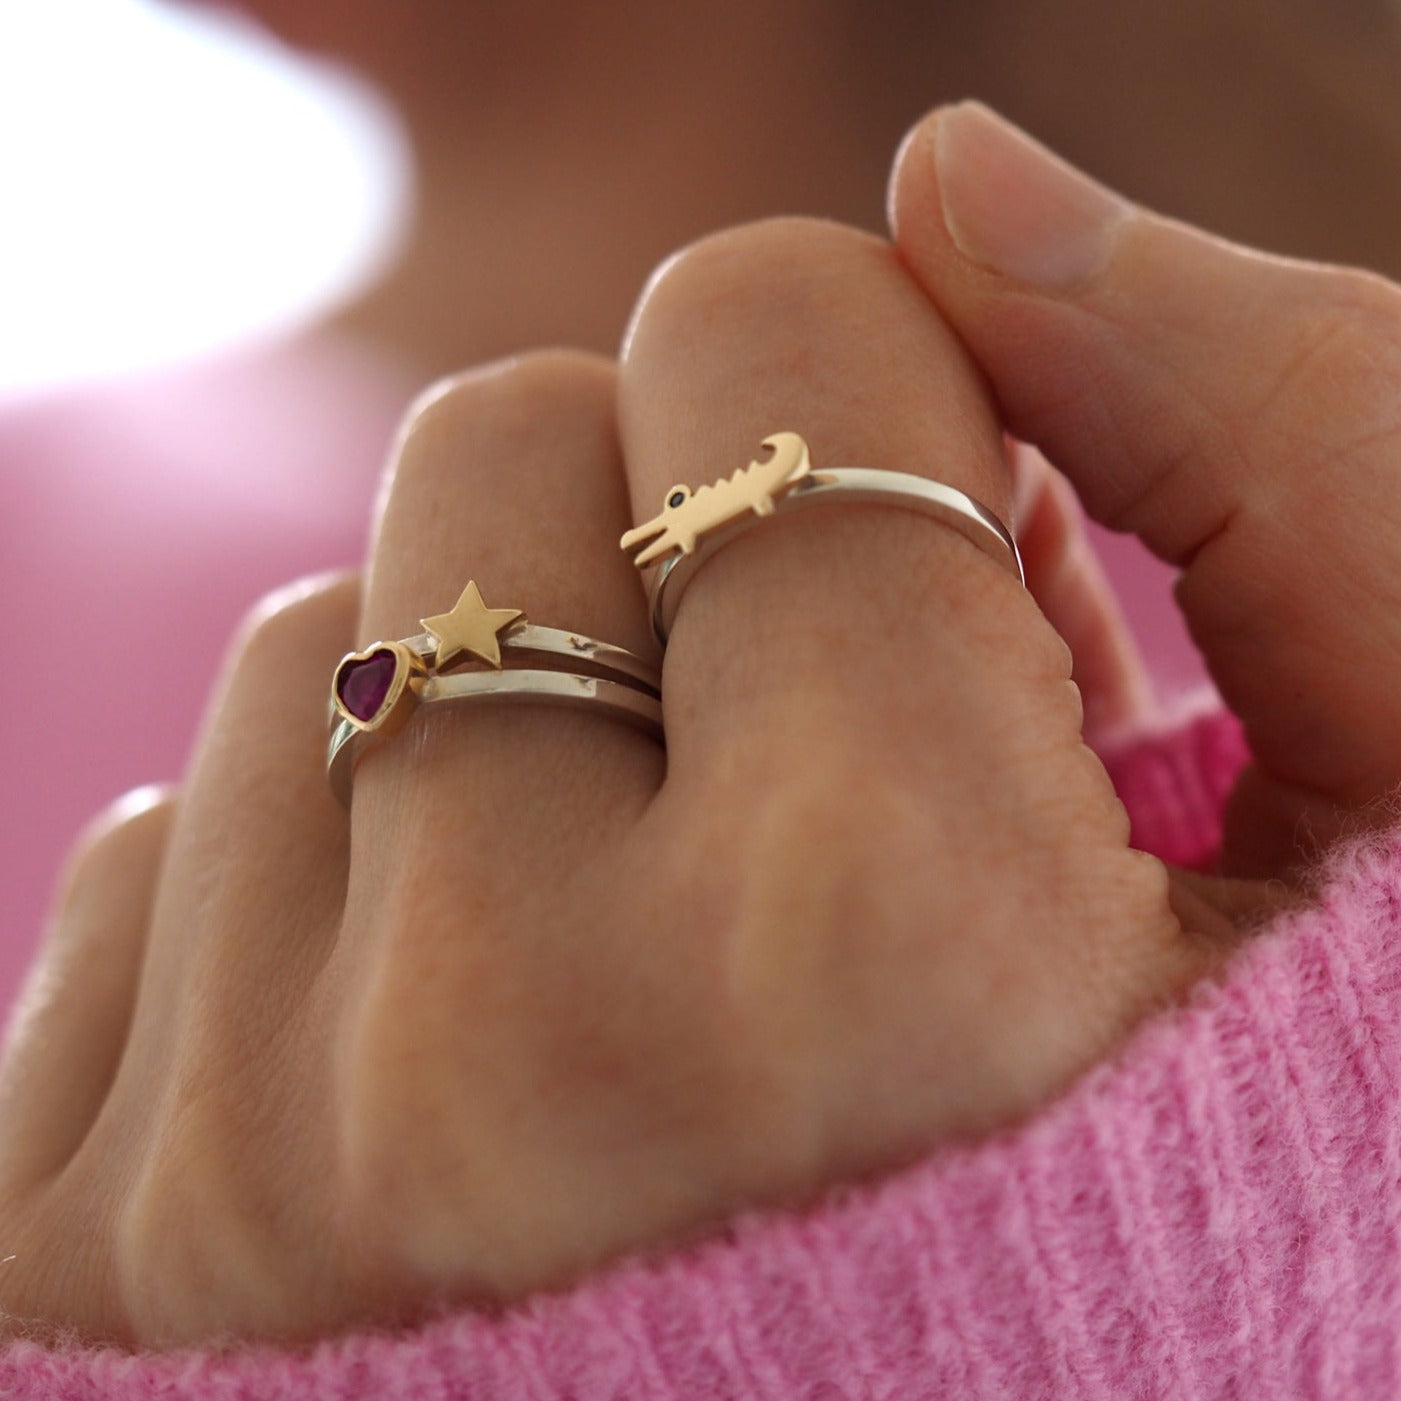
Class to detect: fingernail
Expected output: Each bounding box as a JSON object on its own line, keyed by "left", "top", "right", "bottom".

{"left": 934, "top": 102, "right": 1133, "bottom": 288}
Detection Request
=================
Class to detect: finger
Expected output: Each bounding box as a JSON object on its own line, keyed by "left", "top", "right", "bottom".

{"left": 616, "top": 221, "right": 1253, "bottom": 1190}
{"left": 1011, "top": 440, "right": 1155, "bottom": 742}
{"left": 125, "top": 572, "right": 359, "bottom": 1058}
{"left": 1008, "top": 446, "right": 1281, "bottom": 931}
{"left": 82, "top": 574, "right": 374, "bottom": 1322}
{"left": 890, "top": 101, "right": 1401, "bottom": 876}
{"left": 0, "top": 786, "right": 174, "bottom": 1188}
{"left": 618, "top": 218, "right": 1048, "bottom": 776}
{"left": 353, "top": 352, "right": 661, "bottom": 913}
{"left": 616, "top": 219, "right": 1197, "bottom": 950}
{"left": 329, "top": 355, "right": 665, "bottom": 1261}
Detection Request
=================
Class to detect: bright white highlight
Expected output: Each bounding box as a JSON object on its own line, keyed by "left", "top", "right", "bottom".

{"left": 0, "top": 0, "right": 412, "bottom": 398}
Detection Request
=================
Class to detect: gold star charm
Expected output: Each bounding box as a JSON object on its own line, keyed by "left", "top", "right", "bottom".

{"left": 420, "top": 581, "right": 523, "bottom": 669}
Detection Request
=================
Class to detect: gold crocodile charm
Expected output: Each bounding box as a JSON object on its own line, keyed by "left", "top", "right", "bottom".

{"left": 621, "top": 431, "right": 812, "bottom": 568}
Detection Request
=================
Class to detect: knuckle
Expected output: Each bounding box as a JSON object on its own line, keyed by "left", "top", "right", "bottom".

{"left": 60, "top": 784, "right": 177, "bottom": 896}
{"left": 1274, "top": 267, "right": 1401, "bottom": 411}
{"left": 0, "top": 1184, "right": 116, "bottom": 1339}
{"left": 712, "top": 753, "right": 1038, "bottom": 1157}
{"left": 333, "top": 903, "right": 531, "bottom": 1280}
{"left": 629, "top": 216, "right": 883, "bottom": 341}
{"left": 376, "top": 352, "right": 619, "bottom": 560}
{"left": 720, "top": 761, "right": 934, "bottom": 1066}
{"left": 116, "top": 1101, "right": 265, "bottom": 1337}
{"left": 715, "top": 739, "right": 1164, "bottom": 1139}
{"left": 1250, "top": 266, "right": 1401, "bottom": 496}
{"left": 233, "top": 570, "right": 359, "bottom": 672}
{"left": 334, "top": 891, "right": 752, "bottom": 1291}
{"left": 1322, "top": 265, "right": 1401, "bottom": 334}
{"left": 395, "top": 349, "right": 616, "bottom": 472}
{"left": 726, "top": 759, "right": 938, "bottom": 997}
{"left": 115, "top": 1030, "right": 339, "bottom": 1339}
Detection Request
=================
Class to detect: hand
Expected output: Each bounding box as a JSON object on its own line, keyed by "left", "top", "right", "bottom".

{"left": 1, "top": 99, "right": 1361, "bottom": 1346}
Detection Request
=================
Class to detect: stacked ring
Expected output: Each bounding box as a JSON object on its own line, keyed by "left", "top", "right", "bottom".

{"left": 326, "top": 580, "right": 661, "bottom": 805}
{"left": 620, "top": 431, "right": 1024, "bottom": 643}
{"left": 326, "top": 433, "right": 1022, "bottom": 803}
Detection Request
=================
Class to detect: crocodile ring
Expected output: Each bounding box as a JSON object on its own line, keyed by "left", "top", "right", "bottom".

{"left": 327, "top": 580, "right": 662, "bottom": 805}
{"left": 620, "top": 431, "right": 1025, "bottom": 645}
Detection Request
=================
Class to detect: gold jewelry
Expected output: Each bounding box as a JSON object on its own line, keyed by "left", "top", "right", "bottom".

{"left": 621, "top": 432, "right": 1024, "bottom": 644}
{"left": 421, "top": 580, "right": 523, "bottom": 669}
{"left": 327, "top": 580, "right": 661, "bottom": 805}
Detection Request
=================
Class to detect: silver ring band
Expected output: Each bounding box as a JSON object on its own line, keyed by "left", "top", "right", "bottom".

{"left": 326, "top": 621, "right": 659, "bottom": 728}
{"left": 327, "top": 669, "right": 663, "bottom": 806}
{"left": 327, "top": 579, "right": 662, "bottom": 805}
{"left": 413, "top": 620, "right": 659, "bottom": 691}
{"left": 647, "top": 466, "right": 1024, "bottom": 644}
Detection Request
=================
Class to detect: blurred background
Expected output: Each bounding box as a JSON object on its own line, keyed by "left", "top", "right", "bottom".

{"left": 3, "top": 0, "right": 1400, "bottom": 1009}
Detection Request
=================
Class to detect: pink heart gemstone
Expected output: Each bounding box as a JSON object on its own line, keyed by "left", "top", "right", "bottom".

{"left": 337, "top": 648, "right": 398, "bottom": 723}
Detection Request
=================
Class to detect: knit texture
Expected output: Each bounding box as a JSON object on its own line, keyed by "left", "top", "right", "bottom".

{"left": 5, "top": 699, "right": 1401, "bottom": 1399}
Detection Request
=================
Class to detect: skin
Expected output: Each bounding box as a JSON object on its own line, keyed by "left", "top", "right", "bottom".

{"left": 8, "top": 96, "right": 1401, "bottom": 1345}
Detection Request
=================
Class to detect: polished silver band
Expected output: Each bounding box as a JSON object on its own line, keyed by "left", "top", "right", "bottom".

{"left": 327, "top": 621, "right": 660, "bottom": 730}
{"left": 328, "top": 669, "right": 663, "bottom": 806}
{"left": 647, "top": 466, "right": 1024, "bottom": 644}
{"left": 422, "top": 620, "right": 659, "bottom": 690}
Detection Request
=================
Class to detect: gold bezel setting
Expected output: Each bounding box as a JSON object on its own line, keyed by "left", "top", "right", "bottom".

{"left": 324, "top": 582, "right": 666, "bottom": 804}
{"left": 331, "top": 640, "right": 425, "bottom": 736}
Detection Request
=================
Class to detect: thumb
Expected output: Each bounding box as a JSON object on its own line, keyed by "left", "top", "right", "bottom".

{"left": 889, "top": 101, "right": 1401, "bottom": 879}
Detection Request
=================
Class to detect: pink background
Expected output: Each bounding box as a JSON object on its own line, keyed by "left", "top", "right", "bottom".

{"left": 0, "top": 343, "right": 1208, "bottom": 1016}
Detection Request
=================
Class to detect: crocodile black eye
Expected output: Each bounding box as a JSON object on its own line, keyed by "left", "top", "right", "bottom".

{"left": 668, "top": 490, "right": 687, "bottom": 508}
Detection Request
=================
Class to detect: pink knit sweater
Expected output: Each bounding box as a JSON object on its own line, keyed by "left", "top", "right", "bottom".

{"left": 5, "top": 699, "right": 1399, "bottom": 1398}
